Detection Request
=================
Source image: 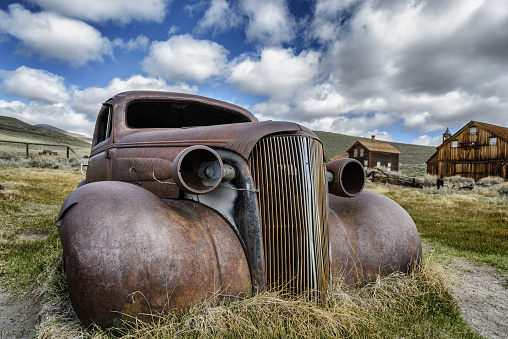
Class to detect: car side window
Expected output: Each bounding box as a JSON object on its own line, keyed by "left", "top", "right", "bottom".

{"left": 95, "top": 105, "right": 112, "bottom": 146}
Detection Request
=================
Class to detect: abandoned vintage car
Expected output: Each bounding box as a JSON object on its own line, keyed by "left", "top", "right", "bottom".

{"left": 56, "top": 91, "right": 422, "bottom": 327}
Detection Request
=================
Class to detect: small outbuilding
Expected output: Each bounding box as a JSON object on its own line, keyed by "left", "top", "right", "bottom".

{"left": 347, "top": 136, "right": 401, "bottom": 172}
{"left": 427, "top": 120, "right": 508, "bottom": 181}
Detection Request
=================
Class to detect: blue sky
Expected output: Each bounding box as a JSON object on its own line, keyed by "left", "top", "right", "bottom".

{"left": 0, "top": 0, "right": 507, "bottom": 146}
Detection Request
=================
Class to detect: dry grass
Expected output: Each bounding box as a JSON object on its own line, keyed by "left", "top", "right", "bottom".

{"left": 0, "top": 167, "right": 488, "bottom": 338}
{"left": 367, "top": 182, "right": 508, "bottom": 271}
{"left": 36, "top": 256, "right": 479, "bottom": 338}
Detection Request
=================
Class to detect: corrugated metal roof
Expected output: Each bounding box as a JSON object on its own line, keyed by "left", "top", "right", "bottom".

{"left": 348, "top": 140, "right": 401, "bottom": 154}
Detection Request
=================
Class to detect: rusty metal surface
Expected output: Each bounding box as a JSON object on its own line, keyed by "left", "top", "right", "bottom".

{"left": 185, "top": 149, "right": 267, "bottom": 291}
{"left": 57, "top": 181, "right": 251, "bottom": 328}
{"left": 105, "top": 120, "right": 318, "bottom": 160}
{"left": 328, "top": 190, "right": 422, "bottom": 284}
{"left": 171, "top": 145, "right": 224, "bottom": 194}
{"left": 326, "top": 158, "right": 366, "bottom": 197}
{"left": 63, "top": 90, "right": 425, "bottom": 328}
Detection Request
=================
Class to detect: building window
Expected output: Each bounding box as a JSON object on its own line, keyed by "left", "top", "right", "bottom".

{"left": 364, "top": 160, "right": 368, "bottom": 166}
{"left": 451, "top": 140, "right": 458, "bottom": 148}
{"left": 470, "top": 127, "right": 477, "bottom": 135}
{"left": 376, "top": 161, "right": 381, "bottom": 167}
{"left": 490, "top": 137, "right": 497, "bottom": 146}
{"left": 387, "top": 163, "right": 392, "bottom": 172}
{"left": 360, "top": 148, "right": 364, "bottom": 157}
{"left": 354, "top": 149, "right": 358, "bottom": 157}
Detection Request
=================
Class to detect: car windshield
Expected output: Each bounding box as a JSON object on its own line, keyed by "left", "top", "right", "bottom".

{"left": 126, "top": 100, "right": 251, "bottom": 128}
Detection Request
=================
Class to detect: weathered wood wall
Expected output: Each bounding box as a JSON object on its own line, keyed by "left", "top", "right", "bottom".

{"left": 438, "top": 126, "right": 508, "bottom": 181}
{"left": 349, "top": 149, "right": 399, "bottom": 171}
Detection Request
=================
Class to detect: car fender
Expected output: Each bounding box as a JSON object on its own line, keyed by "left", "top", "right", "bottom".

{"left": 57, "top": 181, "right": 251, "bottom": 328}
{"left": 328, "top": 190, "right": 422, "bottom": 284}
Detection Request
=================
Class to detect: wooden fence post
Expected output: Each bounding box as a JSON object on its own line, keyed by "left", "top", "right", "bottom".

{"left": 67, "top": 146, "right": 70, "bottom": 158}
{"left": 26, "top": 143, "right": 29, "bottom": 159}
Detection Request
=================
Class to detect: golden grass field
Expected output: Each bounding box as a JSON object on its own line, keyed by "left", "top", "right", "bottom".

{"left": 3, "top": 167, "right": 507, "bottom": 338}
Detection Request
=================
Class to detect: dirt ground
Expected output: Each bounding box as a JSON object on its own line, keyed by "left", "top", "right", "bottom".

{"left": 0, "top": 291, "right": 40, "bottom": 338}
{"left": 445, "top": 258, "right": 508, "bottom": 339}
{"left": 1, "top": 254, "right": 507, "bottom": 338}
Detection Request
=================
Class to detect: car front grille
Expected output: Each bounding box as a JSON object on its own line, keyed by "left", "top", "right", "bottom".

{"left": 249, "top": 136, "right": 330, "bottom": 300}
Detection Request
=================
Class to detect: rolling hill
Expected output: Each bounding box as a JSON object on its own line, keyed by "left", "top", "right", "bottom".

{"left": 314, "top": 130, "right": 437, "bottom": 165}
{"left": 0, "top": 114, "right": 436, "bottom": 171}
{"left": 36, "top": 124, "right": 93, "bottom": 143}
{"left": 0, "top": 116, "right": 92, "bottom": 158}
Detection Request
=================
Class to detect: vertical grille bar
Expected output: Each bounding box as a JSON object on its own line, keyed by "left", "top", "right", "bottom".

{"left": 250, "top": 136, "right": 330, "bottom": 299}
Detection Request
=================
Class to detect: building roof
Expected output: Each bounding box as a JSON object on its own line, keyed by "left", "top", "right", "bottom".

{"left": 331, "top": 155, "right": 348, "bottom": 160}
{"left": 426, "top": 150, "right": 439, "bottom": 163}
{"left": 347, "top": 140, "right": 401, "bottom": 154}
{"left": 474, "top": 121, "right": 508, "bottom": 142}
{"left": 438, "top": 120, "right": 508, "bottom": 150}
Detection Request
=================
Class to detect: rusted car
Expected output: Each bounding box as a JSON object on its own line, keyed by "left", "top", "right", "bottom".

{"left": 56, "top": 91, "right": 421, "bottom": 327}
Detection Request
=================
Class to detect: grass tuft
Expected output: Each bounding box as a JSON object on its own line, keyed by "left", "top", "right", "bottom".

{"left": 37, "top": 256, "right": 480, "bottom": 338}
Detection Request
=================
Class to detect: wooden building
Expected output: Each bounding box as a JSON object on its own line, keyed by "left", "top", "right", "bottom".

{"left": 426, "top": 151, "right": 439, "bottom": 175}
{"left": 347, "top": 136, "right": 401, "bottom": 171}
{"left": 427, "top": 121, "right": 508, "bottom": 181}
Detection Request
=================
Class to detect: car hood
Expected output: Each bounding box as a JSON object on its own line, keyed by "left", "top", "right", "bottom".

{"left": 114, "top": 120, "right": 319, "bottom": 160}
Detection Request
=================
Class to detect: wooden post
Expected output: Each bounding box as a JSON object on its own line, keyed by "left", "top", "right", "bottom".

{"left": 67, "top": 146, "right": 70, "bottom": 158}
{"left": 26, "top": 143, "right": 29, "bottom": 159}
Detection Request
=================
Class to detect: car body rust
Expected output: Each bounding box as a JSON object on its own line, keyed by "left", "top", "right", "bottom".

{"left": 57, "top": 91, "right": 422, "bottom": 327}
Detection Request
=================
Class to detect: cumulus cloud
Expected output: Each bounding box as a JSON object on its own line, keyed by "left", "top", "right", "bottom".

{"left": 412, "top": 135, "right": 442, "bottom": 147}
{"left": 195, "top": 0, "right": 242, "bottom": 34}
{"left": 0, "top": 68, "right": 198, "bottom": 136}
{"left": 112, "top": 35, "right": 150, "bottom": 52}
{"left": 299, "top": 0, "right": 508, "bottom": 138}
{"left": 228, "top": 47, "right": 320, "bottom": 101}
{"left": 0, "top": 99, "right": 93, "bottom": 136}
{"left": 29, "top": 0, "right": 170, "bottom": 24}
{"left": 0, "top": 66, "right": 70, "bottom": 104}
{"left": 142, "top": 34, "right": 229, "bottom": 83}
{"left": 241, "top": 0, "right": 296, "bottom": 45}
{"left": 0, "top": 4, "right": 112, "bottom": 66}
{"left": 72, "top": 75, "right": 198, "bottom": 119}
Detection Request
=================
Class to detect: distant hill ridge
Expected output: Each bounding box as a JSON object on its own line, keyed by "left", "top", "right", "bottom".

{"left": 314, "top": 131, "right": 436, "bottom": 165}
{"left": 1, "top": 115, "right": 434, "bottom": 165}
{"left": 0, "top": 115, "right": 92, "bottom": 158}
{"left": 36, "top": 124, "right": 93, "bottom": 143}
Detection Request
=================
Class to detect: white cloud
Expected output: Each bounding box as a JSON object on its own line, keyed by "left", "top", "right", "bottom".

{"left": 304, "top": 0, "right": 508, "bottom": 138}
{"left": 241, "top": 0, "right": 296, "bottom": 45}
{"left": 112, "top": 35, "right": 149, "bottom": 52}
{"left": 142, "top": 34, "right": 229, "bottom": 83}
{"left": 0, "top": 99, "right": 93, "bottom": 136}
{"left": 0, "top": 66, "right": 70, "bottom": 104}
{"left": 228, "top": 47, "right": 320, "bottom": 101}
{"left": 412, "top": 135, "right": 442, "bottom": 146}
{"left": 252, "top": 101, "right": 291, "bottom": 119}
{"left": 196, "top": 0, "right": 242, "bottom": 34}
{"left": 71, "top": 75, "right": 198, "bottom": 119}
{"left": 0, "top": 4, "right": 111, "bottom": 66}
{"left": 29, "top": 0, "right": 170, "bottom": 24}
{"left": 0, "top": 70, "right": 198, "bottom": 136}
